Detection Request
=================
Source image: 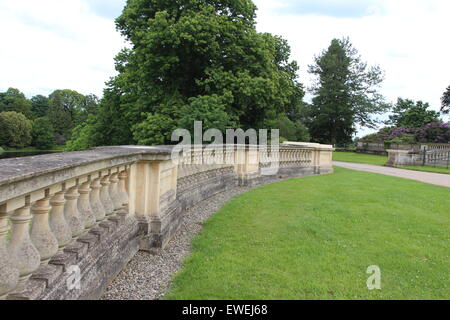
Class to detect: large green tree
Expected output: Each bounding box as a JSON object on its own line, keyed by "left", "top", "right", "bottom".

{"left": 47, "top": 89, "right": 98, "bottom": 142}
{"left": 387, "top": 98, "right": 440, "bottom": 128}
{"left": 0, "top": 111, "right": 32, "bottom": 147}
{"left": 0, "top": 88, "right": 33, "bottom": 119}
{"left": 73, "top": 0, "right": 305, "bottom": 147}
{"left": 307, "top": 38, "right": 388, "bottom": 146}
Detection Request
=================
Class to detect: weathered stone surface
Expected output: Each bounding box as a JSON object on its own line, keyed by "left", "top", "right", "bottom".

{"left": 1, "top": 143, "right": 334, "bottom": 300}
{"left": 0, "top": 146, "right": 174, "bottom": 203}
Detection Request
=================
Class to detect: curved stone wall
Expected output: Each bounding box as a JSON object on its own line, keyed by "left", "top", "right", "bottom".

{"left": 0, "top": 143, "right": 333, "bottom": 300}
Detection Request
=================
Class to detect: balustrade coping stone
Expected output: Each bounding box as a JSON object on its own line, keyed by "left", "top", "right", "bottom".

{"left": 0, "top": 144, "right": 330, "bottom": 204}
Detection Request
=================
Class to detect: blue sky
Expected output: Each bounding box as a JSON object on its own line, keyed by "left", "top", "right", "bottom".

{"left": 0, "top": 0, "right": 448, "bottom": 137}
{"left": 273, "top": 0, "right": 383, "bottom": 18}
{"left": 88, "top": 0, "right": 125, "bottom": 19}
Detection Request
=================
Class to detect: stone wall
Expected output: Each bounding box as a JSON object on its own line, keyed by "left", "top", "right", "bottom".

{"left": 0, "top": 143, "right": 334, "bottom": 300}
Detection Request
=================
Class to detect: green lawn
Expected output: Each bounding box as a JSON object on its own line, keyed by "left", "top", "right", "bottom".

{"left": 166, "top": 167, "right": 450, "bottom": 300}
{"left": 333, "top": 152, "right": 388, "bottom": 166}
{"left": 398, "top": 166, "right": 450, "bottom": 175}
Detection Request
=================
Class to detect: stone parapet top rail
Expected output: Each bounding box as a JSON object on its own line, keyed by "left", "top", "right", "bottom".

{"left": 0, "top": 142, "right": 334, "bottom": 300}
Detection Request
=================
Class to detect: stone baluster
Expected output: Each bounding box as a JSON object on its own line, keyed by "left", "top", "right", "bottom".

{"left": 8, "top": 197, "right": 41, "bottom": 290}
{"left": 64, "top": 183, "right": 84, "bottom": 240}
{"left": 49, "top": 188, "right": 72, "bottom": 254}
{"left": 30, "top": 189, "right": 59, "bottom": 266}
{"left": 90, "top": 174, "right": 106, "bottom": 223}
{"left": 0, "top": 204, "right": 20, "bottom": 299}
{"left": 117, "top": 168, "right": 129, "bottom": 217}
{"left": 109, "top": 169, "right": 122, "bottom": 213}
{"left": 78, "top": 178, "right": 96, "bottom": 231}
{"left": 100, "top": 172, "right": 114, "bottom": 216}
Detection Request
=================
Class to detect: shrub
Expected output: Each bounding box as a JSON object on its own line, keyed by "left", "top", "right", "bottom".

{"left": 32, "top": 117, "right": 55, "bottom": 150}
{"left": 415, "top": 122, "right": 450, "bottom": 143}
{"left": 0, "top": 111, "right": 32, "bottom": 147}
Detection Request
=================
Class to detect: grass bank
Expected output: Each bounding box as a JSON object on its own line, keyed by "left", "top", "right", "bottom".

{"left": 166, "top": 167, "right": 449, "bottom": 300}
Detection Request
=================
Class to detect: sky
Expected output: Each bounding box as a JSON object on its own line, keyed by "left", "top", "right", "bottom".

{"left": 0, "top": 0, "right": 448, "bottom": 136}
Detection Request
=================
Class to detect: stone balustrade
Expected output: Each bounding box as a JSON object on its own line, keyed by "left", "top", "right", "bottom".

{"left": 0, "top": 143, "right": 333, "bottom": 300}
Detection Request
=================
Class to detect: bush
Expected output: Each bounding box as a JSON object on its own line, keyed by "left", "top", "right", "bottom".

{"left": 0, "top": 111, "right": 32, "bottom": 147}
{"left": 415, "top": 122, "right": 450, "bottom": 143}
{"left": 32, "top": 117, "right": 55, "bottom": 150}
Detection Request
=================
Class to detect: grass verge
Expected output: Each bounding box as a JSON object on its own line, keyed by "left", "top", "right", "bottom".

{"left": 166, "top": 167, "right": 449, "bottom": 300}
{"left": 397, "top": 166, "right": 450, "bottom": 175}
{"left": 333, "top": 152, "right": 388, "bottom": 166}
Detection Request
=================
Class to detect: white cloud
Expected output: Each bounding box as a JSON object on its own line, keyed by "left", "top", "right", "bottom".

{"left": 0, "top": 0, "right": 448, "bottom": 137}
{"left": 0, "top": 0, "right": 125, "bottom": 98}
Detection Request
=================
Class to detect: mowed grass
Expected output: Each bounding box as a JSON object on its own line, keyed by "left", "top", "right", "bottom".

{"left": 398, "top": 166, "right": 450, "bottom": 175}
{"left": 166, "top": 167, "right": 450, "bottom": 300}
{"left": 333, "top": 152, "right": 388, "bottom": 166}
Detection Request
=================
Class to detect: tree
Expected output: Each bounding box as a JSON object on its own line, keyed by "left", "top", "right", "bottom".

{"left": 441, "top": 86, "right": 450, "bottom": 114}
{"left": 388, "top": 98, "right": 440, "bottom": 128}
{"left": 31, "top": 95, "right": 49, "bottom": 118}
{"left": 31, "top": 117, "right": 55, "bottom": 150}
{"left": 74, "top": 0, "right": 305, "bottom": 147}
{"left": 0, "top": 88, "right": 33, "bottom": 119}
{"left": 47, "top": 89, "right": 96, "bottom": 142}
{"left": 0, "top": 111, "right": 32, "bottom": 147}
{"left": 307, "top": 38, "right": 388, "bottom": 146}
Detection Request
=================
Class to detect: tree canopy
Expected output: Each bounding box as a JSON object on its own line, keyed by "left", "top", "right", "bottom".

{"left": 0, "top": 111, "right": 32, "bottom": 148}
{"left": 68, "top": 0, "right": 305, "bottom": 148}
{"left": 0, "top": 88, "right": 33, "bottom": 119}
{"left": 387, "top": 98, "right": 441, "bottom": 128}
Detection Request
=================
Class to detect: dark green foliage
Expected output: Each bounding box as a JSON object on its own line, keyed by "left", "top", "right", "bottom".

{"left": 47, "top": 89, "right": 99, "bottom": 143}
{"left": 0, "top": 111, "right": 32, "bottom": 147}
{"left": 441, "top": 86, "right": 449, "bottom": 114}
{"left": 78, "top": 0, "right": 305, "bottom": 147}
{"left": 0, "top": 88, "right": 33, "bottom": 119}
{"left": 388, "top": 98, "right": 440, "bottom": 128}
{"left": 267, "top": 113, "right": 310, "bottom": 142}
{"left": 31, "top": 117, "right": 55, "bottom": 150}
{"left": 307, "top": 38, "right": 388, "bottom": 146}
{"left": 30, "top": 95, "right": 49, "bottom": 118}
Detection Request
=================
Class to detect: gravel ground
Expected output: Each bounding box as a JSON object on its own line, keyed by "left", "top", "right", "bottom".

{"left": 101, "top": 178, "right": 283, "bottom": 300}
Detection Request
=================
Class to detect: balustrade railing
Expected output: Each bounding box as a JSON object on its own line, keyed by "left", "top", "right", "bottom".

{"left": 0, "top": 153, "right": 133, "bottom": 298}
{"left": 0, "top": 143, "right": 333, "bottom": 300}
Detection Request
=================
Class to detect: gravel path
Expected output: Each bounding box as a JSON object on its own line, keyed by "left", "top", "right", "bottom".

{"left": 334, "top": 161, "right": 450, "bottom": 188}
{"left": 101, "top": 178, "right": 283, "bottom": 300}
